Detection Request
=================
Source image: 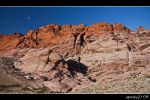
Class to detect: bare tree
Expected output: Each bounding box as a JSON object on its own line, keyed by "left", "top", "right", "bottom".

{"left": 116, "top": 34, "right": 119, "bottom": 51}
{"left": 113, "top": 33, "right": 120, "bottom": 51}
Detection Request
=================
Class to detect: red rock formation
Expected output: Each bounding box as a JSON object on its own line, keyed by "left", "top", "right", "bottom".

{"left": 88, "top": 22, "right": 113, "bottom": 35}
{"left": 1, "top": 23, "right": 150, "bottom": 93}
{"left": 113, "top": 23, "right": 130, "bottom": 33}
{"left": 0, "top": 33, "right": 22, "bottom": 52}
{"left": 0, "top": 22, "right": 131, "bottom": 54}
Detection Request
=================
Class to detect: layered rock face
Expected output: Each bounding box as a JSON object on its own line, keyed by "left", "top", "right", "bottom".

{"left": 81, "top": 43, "right": 150, "bottom": 83}
{"left": 0, "top": 33, "right": 23, "bottom": 52}
{"left": 14, "top": 48, "right": 92, "bottom": 92}
{"left": 1, "top": 22, "right": 150, "bottom": 93}
{"left": 0, "top": 23, "right": 130, "bottom": 54}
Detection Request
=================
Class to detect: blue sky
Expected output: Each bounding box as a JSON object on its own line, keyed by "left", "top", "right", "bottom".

{"left": 0, "top": 7, "right": 150, "bottom": 34}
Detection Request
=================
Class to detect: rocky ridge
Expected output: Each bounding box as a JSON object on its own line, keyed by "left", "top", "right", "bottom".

{"left": 0, "top": 22, "right": 150, "bottom": 93}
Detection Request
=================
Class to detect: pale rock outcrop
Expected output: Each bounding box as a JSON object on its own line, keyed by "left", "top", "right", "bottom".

{"left": 14, "top": 48, "right": 53, "bottom": 73}
{"left": 14, "top": 47, "right": 92, "bottom": 92}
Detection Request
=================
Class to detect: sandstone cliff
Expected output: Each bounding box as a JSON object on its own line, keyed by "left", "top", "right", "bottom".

{"left": 0, "top": 22, "right": 130, "bottom": 57}
{"left": 0, "top": 22, "right": 150, "bottom": 93}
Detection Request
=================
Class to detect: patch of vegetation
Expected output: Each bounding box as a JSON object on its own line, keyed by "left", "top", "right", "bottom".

{"left": 33, "top": 86, "right": 49, "bottom": 93}
{"left": 0, "top": 57, "right": 15, "bottom": 66}
{"left": 21, "top": 86, "right": 31, "bottom": 91}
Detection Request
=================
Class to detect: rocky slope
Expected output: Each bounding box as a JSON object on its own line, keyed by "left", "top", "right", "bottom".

{"left": 0, "top": 22, "right": 150, "bottom": 93}
{"left": 0, "top": 57, "right": 29, "bottom": 93}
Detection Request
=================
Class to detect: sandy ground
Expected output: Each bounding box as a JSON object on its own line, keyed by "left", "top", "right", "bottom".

{"left": 71, "top": 77, "right": 150, "bottom": 94}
